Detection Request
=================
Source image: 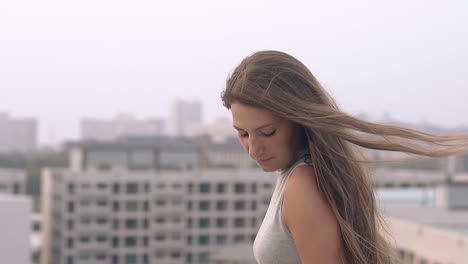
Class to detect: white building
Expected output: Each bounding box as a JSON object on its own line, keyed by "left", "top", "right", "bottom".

{"left": 0, "top": 112, "right": 37, "bottom": 153}
{"left": 41, "top": 137, "right": 274, "bottom": 264}
{"left": 169, "top": 99, "right": 202, "bottom": 137}
{"left": 0, "top": 168, "right": 27, "bottom": 194}
{"left": 81, "top": 113, "right": 166, "bottom": 141}
{"left": 0, "top": 194, "right": 32, "bottom": 264}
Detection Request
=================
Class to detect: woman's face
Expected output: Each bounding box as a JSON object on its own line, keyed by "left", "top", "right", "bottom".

{"left": 230, "top": 102, "right": 305, "bottom": 172}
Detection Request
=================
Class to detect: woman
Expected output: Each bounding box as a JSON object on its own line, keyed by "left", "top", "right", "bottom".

{"left": 220, "top": 50, "right": 468, "bottom": 264}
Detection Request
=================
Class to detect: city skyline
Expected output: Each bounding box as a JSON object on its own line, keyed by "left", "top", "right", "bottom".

{"left": 1, "top": 0, "right": 467, "bottom": 145}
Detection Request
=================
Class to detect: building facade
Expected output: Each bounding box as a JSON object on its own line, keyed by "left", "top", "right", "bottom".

{"left": 41, "top": 137, "right": 274, "bottom": 264}
{"left": 0, "top": 194, "right": 32, "bottom": 264}
{"left": 81, "top": 114, "right": 167, "bottom": 141}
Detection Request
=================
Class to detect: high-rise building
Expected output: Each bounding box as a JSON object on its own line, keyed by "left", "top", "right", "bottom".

{"left": 41, "top": 137, "right": 273, "bottom": 264}
{"left": 169, "top": 99, "right": 202, "bottom": 137}
{"left": 0, "top": 194, "right": 32, "bottom": 264}
{"left": 0, "top": 112, "right": 37, "bottom": 153}
{"left": 81, "top": 113, "right": 166, "bottom": 141}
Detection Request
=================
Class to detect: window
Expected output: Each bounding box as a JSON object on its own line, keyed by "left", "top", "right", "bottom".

{"left": 13, "top": 183, "right": 20, "bottom": 194}
{"left": 216, "top": 218, "right": 227, "bottom": 228}
{"left": 251, "top": 183, "right": 257, "bottom": 193}
{"left": 125, "top": 183, "right": 138, "bottom": 194}
{"left": 95, "top": 252, "right": 106, "bottom": 261}
{"left": 113, "top": 183, "right": 120, "bottom": 194}
{"left": 143, "top": 254, "right": 149, "bottom": 264}
{"left": 67, "top": 202, "right": 74, "bottom": 213}
{"left": 79, "top": 235, "right": 90, "bottom": 243}
{"left": 125, "top": 237, "right": 137, "bottom": 247}
{"left": 67, "top": 238, "right": 73, "bottom": 249}
{"left": 155, "top": 234, "right": 165, "bottom": 241}
{"left": 156, "top": 199, "right": 166, "bottom": 206}
{"left": 216, "top": 183, "right": 226, "bottom": 193}
{"left": 199, "top": 218, "right": 210, "bottom": 228}
{"left": 96, "top": 217, "right": 107, "bottom": 225}
{"left": 234, "top": 200, "right": 245, "bottom": 210}
{"left": 216, "top": 235, "right": 227, "bottom": 244}
{"left": 234, "top": 183, "right": 245, "bottom": 193}
{"left": 125, "top": 255, "right": 137, "bottom": 264}
{"left": 251, "top": 201, "right": 257, "bottom": 210}
{"left": 155, "top": 216, "right": 166, "bottom": 224}
{"left": 96, "top": 199, "right": 107, "bottom": 207}
{"left": 126, "top": 201, "right": 138, "bottom": 211}
{"left": 199, "top": 200, "right": 210, "bottom": 211}
{"left": 199, "top": 183, "right": 210, "bottom": 193}
{"left": 198, "top": 235, "right": 209, "bottom": 245}
{"left": 251, "top": 217, "right": 257, "bottom": 227}
{"left": 143, "top": 201, "right": 149, "bottom": 211}
{"left": 187, "top": 235, "right": 193, "bottom": 245}
{"left": 68, "top": 183, "right": 75, "bottom": 194}
{"left": 143, "top": 219, "right": 149, "bottom": 229}
{"left": 113, "top": 201, "right": 120, "bottom": 212}
{"left": 171, "top": 251, "right": 181, "bottom": 259}
{"left": 234, "top": 218, "right": 245, "bottom": 228}
{"left": 125, "top": 219, "right": 137, "bottom": 229}
{"left": 96, "top": 235, "right": 107, "bottom": 243}
{"left": 126, "top": 183, "right": 138, "bottom": 194}
{"left": 112, "top": 237, "right": 119, "bottom": 247}
{"left": 216, "top": 200, "right": 227, "bottom": 211}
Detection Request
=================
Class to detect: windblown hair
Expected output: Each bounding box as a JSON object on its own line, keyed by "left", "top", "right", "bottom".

{"left": 221, "top": 50, "right": 468, "bottom": 264}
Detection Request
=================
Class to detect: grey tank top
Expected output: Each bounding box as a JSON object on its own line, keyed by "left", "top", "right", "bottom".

{"left": 253, "top": 154, "right": 312, "bottom": 264}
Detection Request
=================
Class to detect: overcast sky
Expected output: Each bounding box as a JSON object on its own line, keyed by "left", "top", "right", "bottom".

{"left": 1, "top": 0, "right": 467, "bottom": 145}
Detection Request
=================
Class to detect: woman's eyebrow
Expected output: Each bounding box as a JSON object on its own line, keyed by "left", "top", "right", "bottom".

{"left": 233, "top": 123, "right": 275, "bottom": 131}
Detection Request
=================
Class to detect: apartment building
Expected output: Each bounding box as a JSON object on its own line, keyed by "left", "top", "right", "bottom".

{"left": 41, "top": 136, "right": 275, "bottom": 264}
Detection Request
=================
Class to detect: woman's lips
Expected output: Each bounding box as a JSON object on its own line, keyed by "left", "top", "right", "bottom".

{"left": 257, "top": 157, "right": 273, "bottom": 164}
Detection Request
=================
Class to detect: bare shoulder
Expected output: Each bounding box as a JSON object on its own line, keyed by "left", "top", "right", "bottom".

{"left": 282, "top": 165, "right": 343, "bottom": 263}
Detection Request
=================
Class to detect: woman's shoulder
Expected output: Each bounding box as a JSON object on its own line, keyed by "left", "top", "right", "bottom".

{"left": 282, "top": 165, "right": 342, "bottom": 261}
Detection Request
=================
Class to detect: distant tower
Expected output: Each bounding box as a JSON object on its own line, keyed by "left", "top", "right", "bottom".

{"left": 0, "top": 112, "right": 37, "bottom": 153}
{"left": 169, "top": 99, "right": 202, "bottom": 137}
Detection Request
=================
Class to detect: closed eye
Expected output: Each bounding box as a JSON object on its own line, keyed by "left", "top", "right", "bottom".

{"left": 261, "top": 130, "right": 276, "bottom": 137}
{"left": 238, "top": 133, "right": 248, "bottom": 138}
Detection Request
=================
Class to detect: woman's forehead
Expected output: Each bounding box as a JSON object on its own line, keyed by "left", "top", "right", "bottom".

{"left": 230, "top": 102, "right": 281, "bottom": 129}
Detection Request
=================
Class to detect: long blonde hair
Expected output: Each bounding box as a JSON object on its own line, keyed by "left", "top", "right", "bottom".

{"left": 221, "top": 50, "right": 468, "bottom": 264}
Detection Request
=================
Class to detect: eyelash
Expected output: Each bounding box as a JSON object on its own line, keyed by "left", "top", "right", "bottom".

{"left": 239, "top": 130, "right": 276, "bottom": 138}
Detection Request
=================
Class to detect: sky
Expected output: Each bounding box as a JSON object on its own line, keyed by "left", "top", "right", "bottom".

{"left": 0, "top": 0, "right": 467, "bottom": 146}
